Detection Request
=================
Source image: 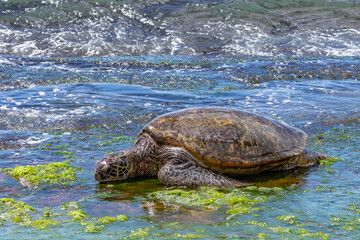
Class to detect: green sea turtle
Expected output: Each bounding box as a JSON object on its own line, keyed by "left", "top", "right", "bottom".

{"left": 95, "top": 107, "right": 328, "bottom": 187}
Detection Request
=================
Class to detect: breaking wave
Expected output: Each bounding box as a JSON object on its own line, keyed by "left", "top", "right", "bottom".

{"left": 0, "top": 0, "right": 360, "bottom": 57}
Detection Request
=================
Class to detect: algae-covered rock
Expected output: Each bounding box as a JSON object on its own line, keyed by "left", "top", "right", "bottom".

{"left": 68, "top": 209, "right": 89, "bottom": 221}
{"left": 129, "top": 227, "right": 153, "bottom": 239}
{"left": 150, "top": 186, "right": 270, "bottom": 220}
{"left": 276, "top": 215, "right": 297, "bottom": 224}
{"left": 59, "top": 201, "right": 128, "bottom": 233}
{"left": 0, "top": 198, "right": 60, "bottom": 230}
{"left": 0, "top": 198, "right": 128, "bottom": 233}
{"left": 0, "top": 161, "right": 81, "bottom": 187}
{"left": 97, "top": 215, "right": 128, "bottom": 224}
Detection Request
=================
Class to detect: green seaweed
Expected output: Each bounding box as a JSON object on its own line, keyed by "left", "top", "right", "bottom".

{"left": 269, "top": 226, "right": 293, "bottom": 233}
{"left": 344, "top": 225, "right": 355, "bottom": 231}
{"left": 227, "top": 205, "right": 260, "bottom": 219}
{"left": 101, "top": 136, "right": 127, "bottom": 146}
{"left": 1, "top": 161, "right": 81, "bottom": 187}
{"left": 68, "top": 209, "right": 89, "bottom": 221}
{"left": 150, "top": 187, "right": 266, "bottom": 209}
{"left": 219, "top": 86, "right": 237, "bottom": 91}
{"left": 257, "top": 233, "right": 269, "bottom": 239}
{"left": 296, "top": 229, "right": 329, "bottom": 239}
{"left": 83, "top": 222, "right": 106, "bottom": 233}
{"left": 248, "top": 221, "right": 268, "bottom": 227}
{"left": 0, "top": 198, "right": 35, "bottom": 213}
{"left": 59, "top": 201, "right": 128, "bottom": 233}
{"left": 60, "top": 201, "right": 81, "bottom": 211}
{"left": 97, "top": 215, "right": 128, "bottom": 224}
{"left": 0, "top": 198, "right": 35, "bottom": 225}
{"left": 276, "top": 215, "right": 298, "bottom": 225}
{"left": 129, "top": 227, "right": 153, "bottom": 239}
{"left": 172, "top": 233, "right": 204, "bottom": 239}
{"left": 0, "top": 198, "right": 60, "bottom": 229}
{"left": 309, "top": 127, "right": 357, "bottom": 147}
{"left": 1, "top": 197, "right": 129, "bottom": 233}
{"left": 147, "top": 185, "right": 341, "bottom": 238}
{"left": 150, "top": 186, "right": 270, "bottom": 221}
{"left": 27, "top": 218, "right": 60, "bottom": 230}
{"left": 319, "top": 157, "right": 342, "bottom": 166}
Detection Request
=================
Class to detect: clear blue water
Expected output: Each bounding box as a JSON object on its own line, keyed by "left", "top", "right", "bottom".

{"left": 0, "top": 0, "right": 360, "bottom": 239}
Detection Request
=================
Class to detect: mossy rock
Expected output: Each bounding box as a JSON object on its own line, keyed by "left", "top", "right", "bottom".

{"left": 1, "top": 198, "right": 128, "bottom": 233}
{"left": 0, "top": 161, "right": 81, "bottom": 187}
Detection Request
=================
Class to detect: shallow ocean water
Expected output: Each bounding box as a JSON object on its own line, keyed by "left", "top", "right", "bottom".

{"left": 1, "top": 0, "right": 360, "bottom": 239}
{"left": 0, "top": 56, "right": 359, "bottom": 239}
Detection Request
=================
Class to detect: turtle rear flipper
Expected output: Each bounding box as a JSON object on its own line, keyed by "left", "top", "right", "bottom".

{"left": 157, "top": 156, "right": 247, "bottom": 187}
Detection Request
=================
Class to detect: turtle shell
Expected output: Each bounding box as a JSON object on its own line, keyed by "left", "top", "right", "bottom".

{"left": 140, "top": 107, "right": 307, "bottom": 176}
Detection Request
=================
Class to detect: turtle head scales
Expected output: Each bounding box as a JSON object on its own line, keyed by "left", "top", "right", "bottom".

{"left": 95, "top": 151, "right": 133, "bottom": 182}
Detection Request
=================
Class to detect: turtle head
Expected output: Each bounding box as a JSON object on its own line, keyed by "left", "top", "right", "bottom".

{"left": 95, "top": 151, "right": 133, "bottom": 182}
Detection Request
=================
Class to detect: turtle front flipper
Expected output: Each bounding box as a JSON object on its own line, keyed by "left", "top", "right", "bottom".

{"left": 158, "top": 160, "right": 247, "bottom": 187}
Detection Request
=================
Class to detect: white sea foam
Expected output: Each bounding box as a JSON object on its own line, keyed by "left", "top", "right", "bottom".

{"left": 23, "top": 137, "right": 50, "bottom": 145}
{"left": 0, "top": 2, "right": 359, "bottom": 58}
{"left": 282, "top": 99, "right": 291, "bottom": 104}
{"left": 0, "top": 105, "right": 8, "bottom": 110}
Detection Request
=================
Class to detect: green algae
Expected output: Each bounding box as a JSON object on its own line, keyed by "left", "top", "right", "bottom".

{"left": 0, "top": 198, "right": 60, "bottom": 230}
{"left": 309, "top": 127, "right": 357, "bottom": 148}
{"left": 0, "top": 197, "right": 128, "bottom": 233}
{"left": 129, "top": 226, "right": 153, "bottom": 239}
{"left": 248, "top": 220, "right": 268, "bottom": 227}
{"left": 43, "top": 211, "right": 61, "bottom": 218}
{"left": 257, "top": 233, "right": 269, "bottom": 239}
{"left": 344, "top": 225, "right": 355, "bottom": 231}
{"left": 172, "top": 233, "right": 204, "bottom": 239}
{"left": 150, "top": 187, "right": 268, "bottom": 211}
{"left": 100, "top": 136, "right": 127, "bottom": 146}
{"left": 83, "top": 222, "right": 106, "bottom": 233}
{"left": 246, "top": 186, "right": 284, "bottom": 193}
{"left": 319, "top": 157, "right": 342, "bottom": 166}
{"left": 59, "top": 201, "right": 128, "bottom": 234}
{"left": 0, "top": 198, "right": 35, "bottom": 213}
{"left": 219, "top": 86, "right": 237, "bottom": 92}
{"left": 60, "top": 201, "right": 81, "bottom": 211}
{"left": 0, "top": 161, "right": 81, "bottom": 187}
{"left": 347, "top": 204, "right": 360, "bottom": 214}
{"left": 68, "top": 209, "right": 89, "bottom": 221}
{"left": 0, "top": 198, "right": 35, "bottom": 225}
{"left": 314, "top": 185, "right": 337, "bottom": 192}
{"left": 27, "top": 218, "right": 60, "bottom": 230}
{"left": 276, "top": 215, "right": 298, "bottom": 225}
{"left": 296, "top": 229, "right": 329, "bottom": 239}
{"left": 150, "top": 186, "right": 273, "bottom": 223}
{"left": 269, "top": 226, "right": 293, "bottom": 234}
{"left": 97, "top": 215, "right": 128, "bottom": 224}
{"left": 148, "top": 186, "right": 340, "bottom": 239}
{"left": 227, "top": 205, "right": 260, "bottom": 219}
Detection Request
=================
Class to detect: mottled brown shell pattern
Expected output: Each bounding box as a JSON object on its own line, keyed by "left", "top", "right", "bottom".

{"left": 140, "top": 108, "right": 307, "bottom": 176}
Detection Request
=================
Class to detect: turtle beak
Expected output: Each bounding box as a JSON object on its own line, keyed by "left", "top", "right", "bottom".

{"left": 95, "top": 171, "right": 105, "bottom": 182}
